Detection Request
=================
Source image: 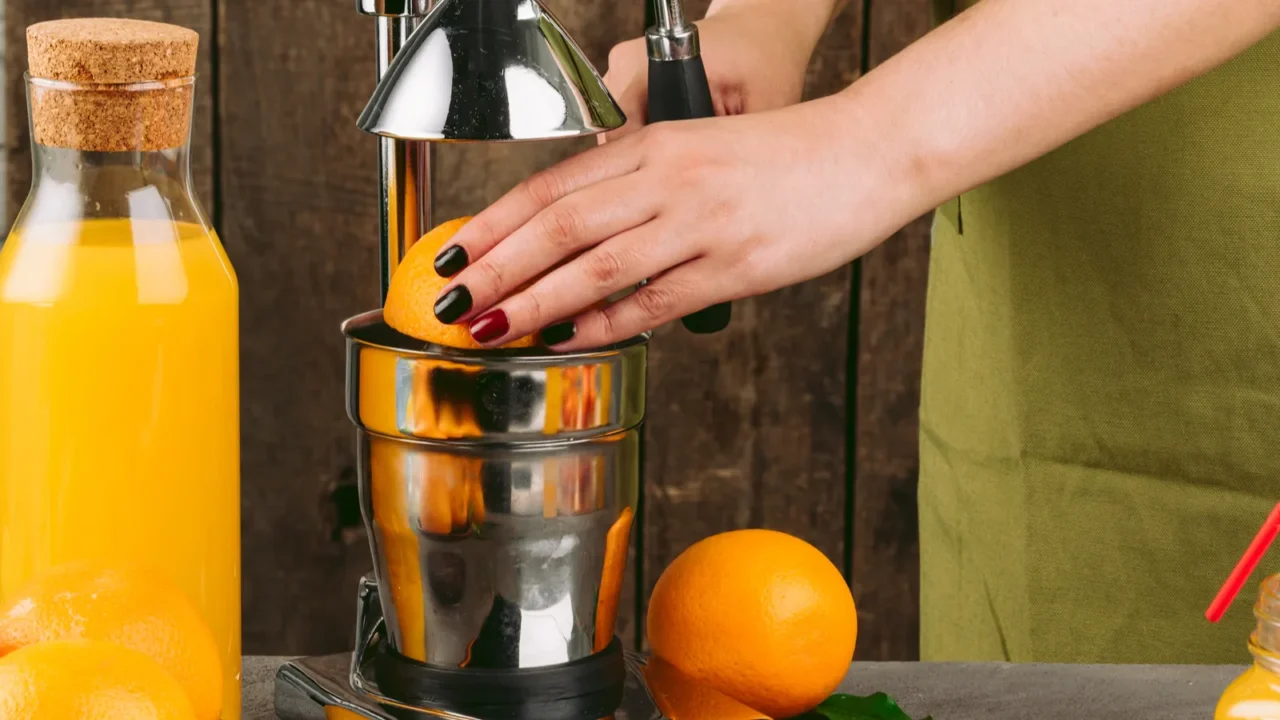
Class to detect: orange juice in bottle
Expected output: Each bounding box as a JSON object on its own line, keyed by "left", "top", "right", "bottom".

{"left": 0, "top": 20, "right": 240, "bottom": 718}
{"left": 1216, "top": 574, "right": 1280, "bottom": 720}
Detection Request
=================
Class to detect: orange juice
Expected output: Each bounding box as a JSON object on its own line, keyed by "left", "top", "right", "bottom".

{"left": 0, "top": 218, "right": 241, "bottom": 718}
{"left": 1216, "top": 663, "right": 1280, "bottom": 719}
{"left": 1216, "top": 574, "right": 1280, "bottom": 720}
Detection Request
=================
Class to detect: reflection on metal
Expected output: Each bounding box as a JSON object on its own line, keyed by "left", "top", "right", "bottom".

{"left": 360, "top": 430, "right": 640, "bottom": 669}
{"left": 358, "top": 0, "right": 434, "bottom": 15}
{"left": 358, "top": 0, "right": 625, "bottom": 141}
{"left": 343, "top": 311, "right": 647, "bottom": 671}
{"left": 372, "top": 6, "right": 433, "bottom": 301}
{"left": 273, "top": 577, "right": 663, "bottom": 720}
{"left": 646, "top": 0, "right": 700, "bottom": 61}
{"left": 344, "top": 310, "right": 647, "bottom": 443}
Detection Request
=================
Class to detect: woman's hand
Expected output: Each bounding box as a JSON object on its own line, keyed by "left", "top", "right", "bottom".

{"left": 428, "top": 95, "right": 918, "bottom": 351}
{"left": 425, "top": 0, "right": 1280, "bottom": 351}
{"left": 421, "top": 0, "right": 856, "bottom": 350}
{"left": 599, "top": 0, "right": 838, "bottom": 141}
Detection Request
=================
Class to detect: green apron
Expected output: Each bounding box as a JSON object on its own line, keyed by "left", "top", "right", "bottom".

{"left": 920, "top": 4, "right": 1280, "bottom": 663}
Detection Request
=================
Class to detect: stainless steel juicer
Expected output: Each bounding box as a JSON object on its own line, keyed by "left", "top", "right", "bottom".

{"left": 274, "top": 1, "right": 720, "bottom": 717}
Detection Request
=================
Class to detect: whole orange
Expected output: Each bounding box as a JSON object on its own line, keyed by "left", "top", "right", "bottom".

{"left": 646, "top": 529, "right": 857, "bottom": 718}
{"left": 384, "top": 216, "right": 536, "bottom": 349}
{"left": 0, "top": 640, "right": 197, "bottom": 719}
{"left": 643, "top": 656, "right": 768, "bottom": 720}
{"left": 0, "top": 562, "right": 222, "bottom": 720}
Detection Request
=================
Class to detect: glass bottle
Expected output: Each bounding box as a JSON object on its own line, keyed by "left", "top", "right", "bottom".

{"left": 0, "top": 19, "right": 240, "bottom": 719}
{"left": 1216, "top": 574, "right": 1280, "bottom": 719}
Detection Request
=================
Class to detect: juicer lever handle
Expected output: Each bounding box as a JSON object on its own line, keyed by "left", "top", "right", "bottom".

{"left": 646, "top": 8, "right": 732, "bottom": 335}
{"left": 647, "top": 51, "right": 714, "bottom": 123}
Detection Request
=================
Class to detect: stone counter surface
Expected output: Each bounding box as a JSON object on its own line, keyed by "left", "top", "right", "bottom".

{"left": 242, "top": 656, "right": 1243, "bottom": 719}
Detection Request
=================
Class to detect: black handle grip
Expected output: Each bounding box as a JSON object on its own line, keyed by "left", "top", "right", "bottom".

{"left": 648, "top": 55, "right": 715, "bottom": 123}
{"left": 647, "top": 54, "right": 732, "bottom": 335}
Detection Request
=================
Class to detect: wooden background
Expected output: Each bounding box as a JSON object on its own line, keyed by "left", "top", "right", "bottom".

{"left": 3, "top": 0, "right": 931, "bottom": 659}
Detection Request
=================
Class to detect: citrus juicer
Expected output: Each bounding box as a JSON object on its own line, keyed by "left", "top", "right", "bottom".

{"left": 273, "top": 1, "right": 719, "bottom": 718}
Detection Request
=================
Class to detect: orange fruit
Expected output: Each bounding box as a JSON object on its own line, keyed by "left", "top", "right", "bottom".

{"left": 384, "top": 216, "right": 536, "bottom": 349}
{"left": 0, "top": 563, "right": 223, "bottom": 720}
{"left": 0, "top": 639, "right": 197, "bottom": 719}
{"left": 646, "top": 529, "right": 857, "bottom": 719}
{"left": 643, "top": 656, "right": 768, "bottom": 720}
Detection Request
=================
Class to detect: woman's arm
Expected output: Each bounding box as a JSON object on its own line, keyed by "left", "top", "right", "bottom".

{"left": 433, "top": 0, "right": 1280, "bottom": 350}
{"left": 859, "top": 0, "right": 1280, "bottom": 219}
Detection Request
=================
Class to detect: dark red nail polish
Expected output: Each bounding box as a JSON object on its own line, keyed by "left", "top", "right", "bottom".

{"left": 469, "top": 309, "right": 510, "bottom": 344}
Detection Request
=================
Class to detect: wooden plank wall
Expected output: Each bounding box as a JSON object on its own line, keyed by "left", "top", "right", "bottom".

{"left": 3, "top": 0, "right": 932, "bottom": 659}
{"left": 853, "top": 0, "right": 933, "bottom": 661}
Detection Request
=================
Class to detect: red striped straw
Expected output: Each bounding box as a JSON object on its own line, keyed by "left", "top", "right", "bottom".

{"left": 1207, "top": 501, "right": 1280, "bottom": 623}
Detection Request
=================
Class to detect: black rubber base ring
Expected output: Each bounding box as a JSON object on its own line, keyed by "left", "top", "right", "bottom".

{"left": 372, "top": 638, "right": 626, "bottom": 720}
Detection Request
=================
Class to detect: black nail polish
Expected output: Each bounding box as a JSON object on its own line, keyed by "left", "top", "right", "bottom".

{"left": 541, "top": 321, "right": 576, "bottom": 346}
{"left": 434, "top": 245, "right": 468, "bottom": 277}
{"left": 434, "top": 286, "right": 473, "bottom": 324}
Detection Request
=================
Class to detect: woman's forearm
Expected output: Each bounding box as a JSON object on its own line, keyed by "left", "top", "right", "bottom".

{"left": 840, "top": 0, "right": 1280, "bottom": 220}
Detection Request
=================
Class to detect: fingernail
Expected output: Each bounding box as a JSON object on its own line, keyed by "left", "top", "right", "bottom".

{"left": 469, "top": 309, "right": 510, "bottom": 344}
{"left": 540, "top": 321, "right": 576, "bottom": 346}
{"left": 434, "top": 245, "right": 468, "bottom": 277}
{"left": 434, "top": 286, "right": 473, "bottom": 324}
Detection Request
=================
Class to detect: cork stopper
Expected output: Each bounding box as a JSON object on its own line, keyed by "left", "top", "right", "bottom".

{"left": 28, "top": 18, "right": 198, "bottom": 84}
{"left": 26, "top": 19, "right": 200, "bottom": 152}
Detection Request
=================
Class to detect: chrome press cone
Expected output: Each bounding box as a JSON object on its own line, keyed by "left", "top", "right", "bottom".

{"left": 358, "top": 0, "right": 626, "bottom": 141}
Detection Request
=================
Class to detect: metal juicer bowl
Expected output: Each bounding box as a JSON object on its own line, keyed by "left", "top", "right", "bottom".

{"left": 343, "top": 310, "right": 647, "bottom": 669}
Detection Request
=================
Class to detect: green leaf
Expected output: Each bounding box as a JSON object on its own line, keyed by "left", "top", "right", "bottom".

{"left": 810, "top": 692, "right": 928, "bottom": 720}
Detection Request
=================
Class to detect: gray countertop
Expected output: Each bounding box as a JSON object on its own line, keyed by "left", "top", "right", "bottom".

{"left": 243, "top": 656, "right": 1242, "bottom": 719}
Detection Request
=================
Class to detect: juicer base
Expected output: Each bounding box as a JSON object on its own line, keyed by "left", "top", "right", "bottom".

{"left": 273, "top": 646, "right": 662, "bottom": 720}
{"left": 372, "top": 637, "right": 625, "bottom": 716}
{"left": 274, "top": 575, "right": 661, "bottom": 718}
